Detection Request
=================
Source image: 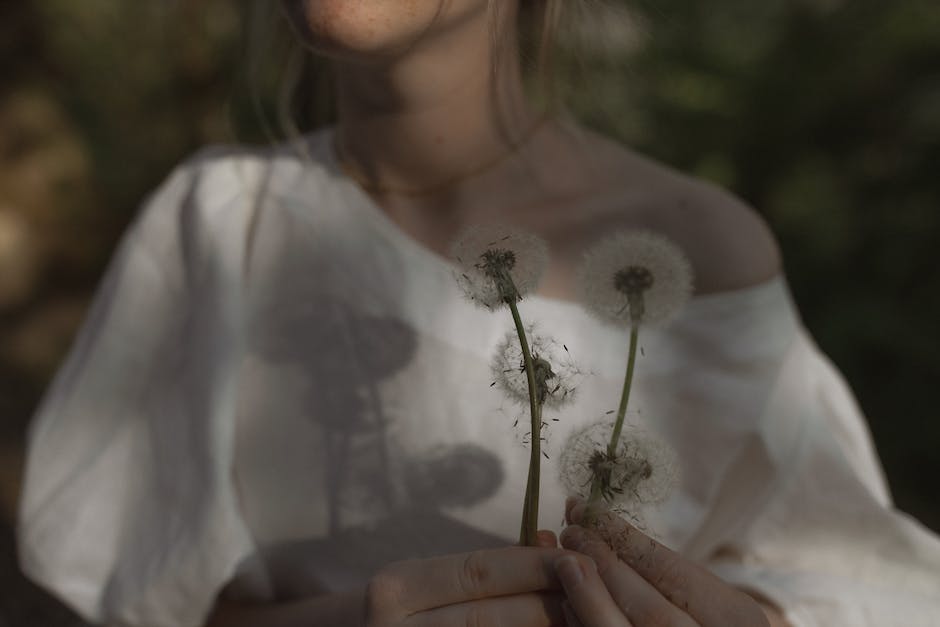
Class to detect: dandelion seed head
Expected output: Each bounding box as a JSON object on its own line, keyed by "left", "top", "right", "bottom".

{"left": 577, "top": 230, "right": 693, "bottom": 327}
{"left": 559, "top": 421, "right": 680, "bottom": 510}
{"left": 450, "top": 224, "right": 549, "bottom": 311}
{"left": 480, "top": 248, "right": 517, "bottom": 275}
{"left": 490, "top": 323, "right": 583, "bottom": 410}
{"left": 614, "top": 266, "right": 654, "bottom": 294}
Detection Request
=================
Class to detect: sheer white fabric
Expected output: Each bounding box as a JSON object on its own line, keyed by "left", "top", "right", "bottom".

{"left": 18, "top": 129, "right": 940, "bottom": 626}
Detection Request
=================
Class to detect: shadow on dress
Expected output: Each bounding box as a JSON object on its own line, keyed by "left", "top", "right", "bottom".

{"left": 241, "top": 197, "right": 507, "bottom": 598}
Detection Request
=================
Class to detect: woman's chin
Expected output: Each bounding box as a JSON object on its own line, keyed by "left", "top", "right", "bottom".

{"left": 281, "top": 1, "right": 427, "bottom": 56}
{"left": 280, "top": 0, "right": 489, "bottom": 63}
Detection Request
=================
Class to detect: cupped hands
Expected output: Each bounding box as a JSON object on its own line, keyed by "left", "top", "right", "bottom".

{"left": 552, "top": 498, "right": 779, "bottom": 627}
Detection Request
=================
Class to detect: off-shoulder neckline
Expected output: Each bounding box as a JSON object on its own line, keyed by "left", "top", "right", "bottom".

{"left": 307, "top": 125, "right": 789, "bottom": 316}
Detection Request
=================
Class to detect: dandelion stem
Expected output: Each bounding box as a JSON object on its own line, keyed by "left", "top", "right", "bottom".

{"left": 508, "top": 297, "right": 542, "bottom": 547}
{"left": 585, "top": 324, "right": 640, "bottom": 521}
{"left": 609, "top": 324, "right": 640, "bottom": 454}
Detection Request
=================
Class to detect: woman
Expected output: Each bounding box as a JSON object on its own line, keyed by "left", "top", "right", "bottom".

{"left": 18, "top": 1, "right": 940, "bottom": 626}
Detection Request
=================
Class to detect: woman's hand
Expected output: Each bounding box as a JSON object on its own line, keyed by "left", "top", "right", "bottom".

{"left": 553, "top": 499, "right": 784, "bottom": 627}
{"left": 363, "top": 542, "right": 567, "bottom": 626}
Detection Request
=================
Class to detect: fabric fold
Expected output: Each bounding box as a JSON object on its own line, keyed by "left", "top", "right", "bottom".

{"left": 18, "top": 150, "right": 260, "bottom": 627}
{"left": 703, "top": 332, "right": 940, "bottom": 625}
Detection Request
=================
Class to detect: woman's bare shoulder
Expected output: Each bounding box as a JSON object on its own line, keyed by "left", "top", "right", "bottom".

{"left": 563, "top": 130, "right": 783, "bottom": 296}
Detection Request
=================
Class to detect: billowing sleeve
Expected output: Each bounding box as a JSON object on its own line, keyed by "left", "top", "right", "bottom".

{"left": 17, "top": 149, "right": 259, "bottom": 626}
{"left": 700, "top": 328, "right": 940, "bottom": 626}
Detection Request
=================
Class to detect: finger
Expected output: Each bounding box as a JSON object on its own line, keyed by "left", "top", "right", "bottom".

{"left": 561, "top": 526, "right": 697, "bottom": 627}
{"left": 403, "top": 591, "right": 564, "bottom": 627}
{"left": 369, "top": 547, "right": 565, "bottom": 616}
{"left": 536, "top": 529, "right": 559, "bottom": 548}
{"left": 562, "top": 600, "right": 587, "bottom": 627}
{"left": 554, "top": 554, "right": 632, "bottom": 627}
{"left": 567, "top": 505, "right": 762, "bottom": 626}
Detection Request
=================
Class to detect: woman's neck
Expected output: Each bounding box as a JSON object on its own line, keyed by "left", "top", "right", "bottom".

{"left": 330, "top": 5, "right": 543, "bottom": 201}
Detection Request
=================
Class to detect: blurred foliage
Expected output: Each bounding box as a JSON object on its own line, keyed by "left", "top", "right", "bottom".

{"left": 0, "top": 0, "right": 938, "bottom": 622}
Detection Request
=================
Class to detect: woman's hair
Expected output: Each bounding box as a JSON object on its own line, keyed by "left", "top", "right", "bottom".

{"left": 243, "top": 0, "right": 592, "bottom": 142}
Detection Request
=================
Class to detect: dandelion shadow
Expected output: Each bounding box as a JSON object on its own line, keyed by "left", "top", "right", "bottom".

{"left": 240, "top": 200, "right": 507, "bottom": 597}
{"left": 251, "top": 296, "right": 417, "bottom": 535}
{"left": 248, "top": 298, "right": 507, "bottom": 595}
{"left": 404, "top": 442, "right": 504, "bottom": 508}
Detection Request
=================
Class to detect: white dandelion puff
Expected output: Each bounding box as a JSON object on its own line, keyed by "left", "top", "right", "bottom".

{"left": 559, "top": 421, "right": 679, "bottom": 510}
{"left": 450, "top": 223, "right": 549, "bottom": 311}
{"left": 491, "top": 324, "right": 584, "bottom": 410}
{"left": 576, "top": 230, "right": 693, "bottom": 327}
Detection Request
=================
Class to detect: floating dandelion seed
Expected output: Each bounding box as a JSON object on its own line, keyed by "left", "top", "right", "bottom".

{"left": 450, "top": 223, "right": 549, "bottom": 311}
{"left": 491, "top": 324, "right": 583, "bottom": 410}
{"left": 559, "top": 421, "right": 679, "bottom": 510}
{"left": 576, "top": 230, "right": 693, "bottom": 327}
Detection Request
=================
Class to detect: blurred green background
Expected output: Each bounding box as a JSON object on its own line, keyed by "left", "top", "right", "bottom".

{"left": 1, "top": 0, "right": 938, "bottom": 623}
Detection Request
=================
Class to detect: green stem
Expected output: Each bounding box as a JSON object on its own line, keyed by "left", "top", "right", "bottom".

{"left": 608, "top": 324, "right": 639, "bottom": 454}
{"left": 508, "top": 298, "right": 542, "bottom": 547}
{"left": 519, "top": 452, "right": 535, "bottom": 542}
{"left": 585, "top": 324, "right": 640, "bottom": 520}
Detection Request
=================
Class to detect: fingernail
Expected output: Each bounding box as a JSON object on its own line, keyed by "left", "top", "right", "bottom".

{"left": 555, "top": 555, "right": 583, "bottom": 587}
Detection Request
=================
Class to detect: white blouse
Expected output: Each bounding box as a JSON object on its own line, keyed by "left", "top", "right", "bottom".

{"left": 17, "top": 128, "right": 940, "bottom": 627}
